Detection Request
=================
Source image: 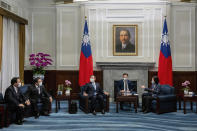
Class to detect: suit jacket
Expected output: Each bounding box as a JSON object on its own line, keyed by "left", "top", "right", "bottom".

{"left": 118, "top": 79, "right": 135, "bottom": 92}
{"left": 84, "top": 82, "right": 104, "bottom": 98}
{"left": 116, "top": 42, "right": 135, "bottom": 53}
{"left": 4, "top": 85, "right": 27, "bottom": 108}
{"left": 144, "top": 83, "right": 161, "bottom": 97}
{"left": 25, "top": 85, "right": 51, "bottom": 102}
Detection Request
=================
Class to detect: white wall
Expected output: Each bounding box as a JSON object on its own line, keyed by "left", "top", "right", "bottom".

{"left": 23, "top": 0, "right": 197, "bottom": 71}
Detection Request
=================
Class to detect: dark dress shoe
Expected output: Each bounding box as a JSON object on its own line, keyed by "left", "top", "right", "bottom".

{"left": 34, "top": 113, "right": 40, "bottom": 119}
{"left": 101, "top": 110, "right": 105, "bottom": 114}
{"left": 43, "top": 111, "right": 50, "bottom": 116}
{"left": 143, "top": 110, "right": 149, "bottom": 114}
{"left": 15, "top": 120, "right": 23, "bottom": 125}
{"left": 92, "top": 111, "right": 96, "bottom": 115}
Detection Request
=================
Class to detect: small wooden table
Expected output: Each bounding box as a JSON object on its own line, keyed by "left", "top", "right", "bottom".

{"left": 183, "top": 95, "right": 197, "bottom": 114}
{"left": 116, "top": 94, "right": 138, "bottom": 113}
{"left": 55, "top": 95, "right": 72, "bottom": 113}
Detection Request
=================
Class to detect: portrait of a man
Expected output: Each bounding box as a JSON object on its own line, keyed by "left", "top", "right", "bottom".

{"left": 113, "top": 25, "right": 138, "bottom": 56}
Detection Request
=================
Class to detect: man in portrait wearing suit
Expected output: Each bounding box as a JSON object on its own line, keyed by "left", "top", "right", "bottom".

{"left": 118, "top": 73, "right": 136, "bottom": 110}
{"left": 25, "top": 77, "right": 52, "bottom": 118}
{"left": 116, "top": 29, "right": 135, "bottom": 53}
{"left": 83, "top": 75, "right": 109, "bottom": 115}
{"left": 4, "top": 77, "right": 31, "bottom": 125}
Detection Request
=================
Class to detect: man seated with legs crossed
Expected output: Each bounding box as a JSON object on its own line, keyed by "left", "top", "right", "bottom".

{"left": 83, "top": 75, "right": 109, "bottom": 115}
{"left": 25, "top": 77, "right": 52, "bottom": 118}
{"left": 4, "top": 77, "right": 31, "bottom": 125}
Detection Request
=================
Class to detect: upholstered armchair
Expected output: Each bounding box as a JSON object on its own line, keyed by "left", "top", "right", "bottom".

{"left": 152, "top": 85, "right": 177, "bottom": 114}
{"left": 79, "top": 86, "right": 110, "bottom": 113}
{"left": 0, "top": 93, "right": 6, "bottom": 128}
{"left": 0, "top": 92, "right": 10, "bottom": 127}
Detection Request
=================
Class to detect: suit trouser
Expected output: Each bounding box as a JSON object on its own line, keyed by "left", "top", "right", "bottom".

{"left": 142, "top": 93, "right": 152, "bottom": 110}
{"left": 9, "top": 106, "right": 24, "bottom": 122}
{"left": 31, "top": 97, "right": 50, "bottom": 115}
{"left": 89, "top": 95, "right": 104, "bottom": 112}
{"left": 144, "top": 96, "right": 155, "bottom": 111}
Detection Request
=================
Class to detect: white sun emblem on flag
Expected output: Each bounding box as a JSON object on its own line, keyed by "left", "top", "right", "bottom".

{"left": 83, "top": 34, "right": 89, "bottom": 46}
{"left": 162, "top": 34, "right": 169, "bottom": 46}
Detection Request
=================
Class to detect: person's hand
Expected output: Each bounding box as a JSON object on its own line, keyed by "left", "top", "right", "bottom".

{"left": 141, "top": 85, "right": 145, "bottom": 89}
{"left": 18, "top": 104, "right": 25, "bottom": 108}
{"left": 25, "top": 100, "right": 31, "bottom": 105}
{"left": 83, "top": 92, "right": 88, "bottom": 96}
{"left": 120, "top": 90, "right": 125, "bottom": 93}
{"left": 104, "top": 92, "right": 109, "bottom": 96}
{"left": 49, "top": 97, "right": 53, "bottom": 103}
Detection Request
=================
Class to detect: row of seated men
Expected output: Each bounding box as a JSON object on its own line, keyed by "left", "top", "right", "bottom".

{"left": 82, "top": 73, "right": 161, "bottom": 115}
{"left": 3, "top": 73, "right": 161, "bottom": 125}
{"left": 4, "top": 77, "right": 52, "bottom": 125}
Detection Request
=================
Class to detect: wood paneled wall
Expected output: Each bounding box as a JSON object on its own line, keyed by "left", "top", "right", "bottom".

{"left": 24, "top": 70, "right": 103, "bottom": 98}
{"left": 25, "top": 70, "right": 197, "bottom": 98}
{"left": 148, "top": 71, "right": 197, "bottom": 94}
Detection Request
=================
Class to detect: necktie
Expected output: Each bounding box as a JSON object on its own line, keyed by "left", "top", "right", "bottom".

{"left": 124, "top": 80, "right": 128, "bottom": 92}
{"left": 37, "top": 86, "right": 40, "bottom": 94}
{"left": 93, "top": 83, "right": 96, "bottom": 95}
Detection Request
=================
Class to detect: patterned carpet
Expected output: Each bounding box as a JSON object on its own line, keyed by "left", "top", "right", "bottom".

{"left": 1, "top": 101, "right": 197, "bottom": 131}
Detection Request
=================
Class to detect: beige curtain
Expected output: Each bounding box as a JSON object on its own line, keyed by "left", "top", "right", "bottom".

{"left": 0, "top": 15, "right": 2, "bottom": 71}
{"left": 19, "top": 24, "right": 25, "bottom": 82}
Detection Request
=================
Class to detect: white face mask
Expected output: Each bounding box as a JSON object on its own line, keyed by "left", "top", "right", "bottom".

{"left": 90, "top": 78, "right": 95, "bottom": 83}
{"left": 151, "top": 80, "right": 155, "bottom": 84}
{"left": 123, "top": 77, "right": 128, "bottom": 80}
{"left": 39, "top": 82, "right": 42, "bottom": 86}
{"left": 18, "top": 82, "right": 21, "bottom": 87}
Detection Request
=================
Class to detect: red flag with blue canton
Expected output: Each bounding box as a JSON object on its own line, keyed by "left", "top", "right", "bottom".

{"left": 79, "top": 20, "right": 93, "bottom": 86}
{"left": 158, "top": 18, "right": 173, "bottom": 86}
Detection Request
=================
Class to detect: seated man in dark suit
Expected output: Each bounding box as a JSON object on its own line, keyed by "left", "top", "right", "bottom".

{"left": 4, "top": 77, "right": 30, "bottom": 125}
{"left": 118, "top": 73, "right": 135, "bottom": 110}
{"left": 83, "top": 75, "right": 109, "bottom": 115}
{"left": 25, "top": 77, "right": 52, "bottom": 118}
{"left": 141, "top": 76, "right": 161, "bottom": 113}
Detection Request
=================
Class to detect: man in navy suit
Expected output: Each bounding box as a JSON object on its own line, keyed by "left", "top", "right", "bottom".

{"left": 118, "top": 73, "right": 135, "bottom": 109}
{"left": 83, "top": 75, "right": 109, "bottom": 115}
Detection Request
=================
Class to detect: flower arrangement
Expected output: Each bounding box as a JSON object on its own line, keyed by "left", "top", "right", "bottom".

{"left": 29, "top": 53, "right": 53, "bottom": 75}
{"left": 65, "top": 80, "right": 72, "bottom": 90}
{"left": 182, "top": 80, "right": 190, "bottom": 91}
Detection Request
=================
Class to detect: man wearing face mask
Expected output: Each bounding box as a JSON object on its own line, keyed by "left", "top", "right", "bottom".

{"left": 83, "top": 75, "right": 109, "bottom": 115}
{"left": 4, "top": 77, "right": 31, "bottom": 125}
{"left": 141, "top": 76, "right": 161, "bottom": 113}
{"left": 25, "top": 77, "right": 52, "bottom": 118}
{"left": 118, "top": 73, "right": 135, "bottom": 110}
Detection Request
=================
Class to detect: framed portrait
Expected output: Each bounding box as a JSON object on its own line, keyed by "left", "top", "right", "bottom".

{"left": 113, "top": 25, "right": 138, "bottom": 56}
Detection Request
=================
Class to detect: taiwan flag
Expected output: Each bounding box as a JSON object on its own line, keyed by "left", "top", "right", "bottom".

{"left": 79, "top": 20, "right": 93, "bottom": 87}
{"left": 158, "top": 18, "right": 173, "bottom": 86}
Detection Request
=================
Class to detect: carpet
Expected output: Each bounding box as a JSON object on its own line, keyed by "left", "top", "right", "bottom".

{"left": 1, "top": 101, "right": 197, "bottom": 131}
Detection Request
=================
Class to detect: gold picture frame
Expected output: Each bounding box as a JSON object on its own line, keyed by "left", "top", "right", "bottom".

{"left": 113, "top": 25, "right": 138, "bottom": 56}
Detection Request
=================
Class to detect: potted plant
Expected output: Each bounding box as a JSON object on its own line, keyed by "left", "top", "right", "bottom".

{"left": 182, "top": 80, "right": 190, "bottom": 95}
{"left": 29, "top": 52, "right": 53, "bottom": 80}
{"left": 65, "top": 80, "right": 72, "bottom": 96}
{"left": 57, "top": 84, "right": 64, "bottom": 95}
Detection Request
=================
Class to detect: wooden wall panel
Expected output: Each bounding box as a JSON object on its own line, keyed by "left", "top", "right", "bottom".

{"left": 24, "top": 70, "right": 103, "bottom": 98}
{"left": 148, "top": 71, "right": 197, "bottom": 94}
